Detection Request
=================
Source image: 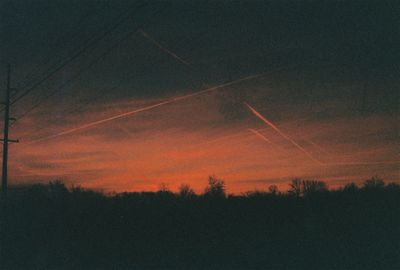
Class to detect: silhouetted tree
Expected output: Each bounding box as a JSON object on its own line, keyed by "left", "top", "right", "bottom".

{"left": 386, "top": 182, "right": 400, "bottom": 192}
{"left": 178, "top": 184, "right": 196, "bottom": 198}
{"left": 204, "top": 176, "right": 226, "bottom": 198}
{"left": 49, "top": 180, "right": 68, "bottom": 196}
{"left": 363, "top": 177, "right": 385, "bottom": 190}
{"left": 343, "top": 182, "right": 359, "bottom": 192}
{"left": 158, "top": 182, "right": 170, "bottom": 193}
{"left": 288, "top": 179, "right": 328, "bottom": 197}
{"left": 288, "top": 178, "right": 302, "bottom": 198}
{"left": 302, "top": 180, "right": 328, "bottom": 196}
{"left": 2, "top": 177, "right": 399, "bottom": 270}
{"left": 268, "top": 184, "right": 279, "bottom": 195}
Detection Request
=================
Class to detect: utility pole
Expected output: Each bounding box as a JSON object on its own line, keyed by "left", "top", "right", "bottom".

{"left": 1, "top": 64, "right": 18, "bottom": 196}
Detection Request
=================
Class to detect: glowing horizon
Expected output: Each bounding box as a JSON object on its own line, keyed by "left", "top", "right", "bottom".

{"left": 9, "top": 75, "right": 399, "bottom": 193}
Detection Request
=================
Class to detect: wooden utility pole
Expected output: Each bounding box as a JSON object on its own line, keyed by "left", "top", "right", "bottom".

{"left": 1, "top": 64, "right": 18, "bottom": 196}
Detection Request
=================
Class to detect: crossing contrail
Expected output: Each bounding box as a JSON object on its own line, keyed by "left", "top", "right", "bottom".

{"left": 139, "top": 29, "right": 191, "bottom": 67}
{"left": 26, "top": 74, "right": 264, "bottom": 144}
{"left": 304, "top": 139, "right": 332, "bottom": 156}
{"left": 248, "top": 128, "right": 271, "bottom": 144}
{"left": 245, "top": 103, "right": 400, "bottom": 167}
{"left": 248, "top": 128, "right": 285, "bottom": 150}
{"left": 245, "top": 102, "right": 324, "bottom": 165}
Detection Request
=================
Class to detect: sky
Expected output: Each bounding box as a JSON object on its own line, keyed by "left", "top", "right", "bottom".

{"left": 0, "top": 0, "right": 398, "bottom": 193}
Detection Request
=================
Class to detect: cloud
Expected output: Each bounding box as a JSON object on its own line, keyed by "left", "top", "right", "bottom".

{"left": 7, "top": 66, "right": 399, "bottom": 193}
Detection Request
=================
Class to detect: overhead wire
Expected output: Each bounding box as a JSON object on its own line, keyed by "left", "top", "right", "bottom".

{"left": 9, "top": 1, "right": 150, "bottom": 108}
{"left": 16, "top": 2, "right": 105, "bottom": 92}
{"left": 11, "top": 2, "right": 162, "bottom": 127}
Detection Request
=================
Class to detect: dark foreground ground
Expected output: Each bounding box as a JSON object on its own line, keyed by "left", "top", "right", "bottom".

{"left": 0, "top": 180, "right": 399, "bottom": 270}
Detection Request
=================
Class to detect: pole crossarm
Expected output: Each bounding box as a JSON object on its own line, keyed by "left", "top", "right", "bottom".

{"left": 0, "top": 139, "right": 18, "bottom": 143}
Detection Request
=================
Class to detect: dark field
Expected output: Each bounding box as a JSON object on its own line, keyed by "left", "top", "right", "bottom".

{"left": 1, "top": 178, "right": 399, "bottom": 270}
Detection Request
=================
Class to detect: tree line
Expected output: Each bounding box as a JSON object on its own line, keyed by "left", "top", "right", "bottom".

{"left": 0, "top": 176, "right": 399, "bottom": 269}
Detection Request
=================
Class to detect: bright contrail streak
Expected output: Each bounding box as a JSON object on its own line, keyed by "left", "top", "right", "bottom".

{"left": 27, "top": 74, "right": 264, "bottom": 144}
{"left": 245, "top": 103, "right": 399, "bottom": 167}
{"left": 139, "top": 29, "right": 191, "bottom": 67}
{"left": 248, "top": 128, "right": 271, "bottom": 144}
{"left": 245, "top": 102, "right": 324, "bottom": 165}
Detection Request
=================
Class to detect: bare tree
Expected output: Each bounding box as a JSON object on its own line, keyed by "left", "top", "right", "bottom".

{"left": 179, "top": 184, "right": 196, "bottom": 198}
{"left": 363, "top": 177, "right": 385, "bottom": 189}
{"left": 343, "top": 182, "right": 359, "bottom": 192}
{"left": 288, "top": 179, "right": 327, "bottom": 197}
{"left": 268, "top": 185, "right": 279, "bottom": 196}
{"left": 158, "top": 183, "right": 172, "bottom": 194}
{"left": 288, "top": 178, "right": 302, "bottom": 198}
{"left": 302, "top": 180, "right": 328, "bottom": 196}
{"left": 204, "top": 176, "right": 226, "bottom": 198}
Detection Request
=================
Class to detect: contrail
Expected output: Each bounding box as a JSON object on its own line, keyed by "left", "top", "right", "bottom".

{"left": 139, "top": 29, "right": 191, "bottom": 67}
{"left": 26, "top": 74, "right": 264, "bottom": 144}
{"left": 304, "top": 139, "right": 331, "bottom": 156}
{"left": 324, "top": 161, "right": 400, "bottom": 166}
{"left": 245, "top": 103, "right": 400, "bottom": 167}
{"left": 248, "top": 128, "right": 271, "bottom": 144}
{"left": 245, "top": 102, "right": 324, "bottom": 165}
{"left": 248, "top": 128, "right": 284, "bottom": 150}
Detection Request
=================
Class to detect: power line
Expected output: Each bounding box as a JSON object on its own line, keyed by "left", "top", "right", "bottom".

{"left": 16, "top": 1, "right": 107, "bottom": 92}
{"left": 139, "top": 29, "right": 191, "bottom": 67}
{"left": 12, "top": 3, "right": 168, "bottom": 130}
{"left": 17, "top": 62, "right": 310, "bottom": 142}
{"left": 9, "top": 1, "right": 150, "bottom": 108}
{"left": 12, "top": 28, "right": 138, "bottom": 125}
{"left": 16, "top": 22, "right": 356, "bottom": 143}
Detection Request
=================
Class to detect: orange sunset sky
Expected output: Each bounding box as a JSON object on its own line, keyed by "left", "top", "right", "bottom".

{"left": 9, "top": 69, "right": 399, "bottom": 193}
{"left": 0, "top": 1, "right": 398, "bottom": 193}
